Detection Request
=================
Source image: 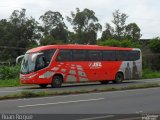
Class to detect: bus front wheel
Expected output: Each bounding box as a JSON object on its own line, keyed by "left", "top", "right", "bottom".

{"left": 51, "top": 75, "right": 63, "bottom": 88}
{"left": 100, "top": 81, "right": 109, "bottom": 84}
{"left": 113, "top": 73, "right": 124, "bottom": 84}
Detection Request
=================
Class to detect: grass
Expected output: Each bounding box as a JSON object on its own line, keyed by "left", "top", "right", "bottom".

{"left": 0, "top": 77, "right": 20, "bottom": 87}
{"left": 0, "top": 83, "right": 160, "bottom": 100}
{"left": 142, "top": 69, "right": 160, "bottom": 79}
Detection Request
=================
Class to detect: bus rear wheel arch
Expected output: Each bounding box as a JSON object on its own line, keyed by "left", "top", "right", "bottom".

{"left": 113, "top": 72, "right": 124, "bottom": 84}
{"left": 51, "top": 75, "right": 63, "bottom": 88}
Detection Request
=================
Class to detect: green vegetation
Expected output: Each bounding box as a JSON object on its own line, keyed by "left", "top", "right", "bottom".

{"left": 142, "top": 69, "right": 160, "bottom": 79}
{"left": 0, "top": 83, "right": 160, "bottom": 100}
{"left": 0, "top": 65, "right": 20, "bottom": 87}
{"left": 0, "top": 78, "right": 20, "bottom": 87}
{"left": 21, "top": 91, "right": 46, "bottom": 98}
{"left": 0, "top": 8, "right": 142, "bottom": 62}
{"left": 147, "top": 37, "right": 160, "bottom": 70}
{"left": 97, "top": 39, "right": 141, "bottom": 48}
{"left": 0, "top": 7, "right": 160, "bottom": 74}
{"left": 0, "top": 65, "right": 20, "bottom": 80}
{"left": 67, "top": 8, "right": 102, "bottom": 44}
{"left": 149, "top": 37, "right": 160, "bottom": 53}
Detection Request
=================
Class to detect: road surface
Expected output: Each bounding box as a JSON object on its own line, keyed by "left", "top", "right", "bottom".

{"left": 0, "top": 78, "right": 160, "bottom": 96}
{"left": 0, "top": 87, "right": 160, "bottom": 120}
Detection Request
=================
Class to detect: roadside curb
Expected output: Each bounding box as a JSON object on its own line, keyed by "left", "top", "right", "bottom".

{"left": 0, "top": 83, "right": 160, "bottom": 100}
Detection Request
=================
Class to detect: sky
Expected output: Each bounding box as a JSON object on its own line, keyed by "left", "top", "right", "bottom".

{"left": 0, "top": 0, "right": 160, "bottom": 39}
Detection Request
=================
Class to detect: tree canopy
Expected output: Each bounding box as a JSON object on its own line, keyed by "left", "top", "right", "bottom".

{"left": 67, "top": 8, "right": 102, "bottom": 44}
{"left": 149, "top": 37, "right": 160, "bottom": 53}
{"left": 101, "top": 10, "right": 141, "bottom": 41}
{"left": 39, "top": 10, "right": 68, "bottom": 45}
{"left": 0, "top": 8, "right": 152, "bottom": 63}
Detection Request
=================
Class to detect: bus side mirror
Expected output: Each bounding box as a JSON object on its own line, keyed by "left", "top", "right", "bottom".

{"left": 16, "top": 55, "right": 24, "bottom": 64}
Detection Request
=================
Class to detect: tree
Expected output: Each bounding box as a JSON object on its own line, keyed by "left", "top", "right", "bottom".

{"left": 67, "top": 8, "right": 102, "bottom": 44}
{"left": 149, "top": 37, "right": 160, "bottom": 53}
{"left": 101, "top": 23, "right": 114, "bottom": 41}
{"left": 125, "top": 23, "right": 141, "bottom": 41}
{"left": 39, "top": 10, "right": 68, "bottom": 44}
{"left": 112, "top": 9, "right": 128, "bottom": 40}
{"left": 101, "top": 10, "right": 141, "bottom": 41}
{"left": 0, "top": 9, "right": 39, "bottom": 62}
{"left": 40, "top": 35, "right": 55, "bottom": 45}
{"left": 0, "top": 19, "right": 17, "bottom": 61}
{"left": 9, "top": 8, "right": 39, "bottom": 48}
{"left": 148, "top": 37, "right": 160, "bottom": 70}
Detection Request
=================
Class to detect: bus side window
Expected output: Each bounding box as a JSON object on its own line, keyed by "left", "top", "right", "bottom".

{"left": 128, "top": 51, "right": 140, "bottom": 61}
{"left": 56, "top": 50, "right": 72, "bottom": 61}
{"left": 116, "top": 51, "right": 128, "bottom": 61}
{"left": 88, "top": 50, "right": 102, "bottom": 61}
{"left": 72, "top": 50, "right": 87, "bottom": 61}
{"left": 102, "top": 50, "right": 116, "bottom": 61}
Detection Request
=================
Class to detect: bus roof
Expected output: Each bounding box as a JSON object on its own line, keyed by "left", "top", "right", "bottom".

{"left": 26, "top": 44, "right": 139, "bottom": 53}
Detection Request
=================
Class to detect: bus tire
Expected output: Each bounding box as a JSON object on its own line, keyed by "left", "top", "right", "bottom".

{"left": 113, "top": 72, "right": 124, "bottom": 84}
{"left": 39, "top": 84, "right": 48, "bottom": 88}
{"left": 51, "top": 75, "right": 63, "bottom": 88}
{"left": 100, "top": 81, "right": 109, "bottom": 84}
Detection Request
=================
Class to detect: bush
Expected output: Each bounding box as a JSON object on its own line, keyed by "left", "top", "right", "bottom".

{"left": 98, "top": 39, "right": 121, "bottom": 47}
{"left": 149, "top": 37, "right": 160, "bottom": 53}
{"left": 148, "top": 37, "right": 160, "bottom": 70}
{"left": 142, "top": 68, "right": 160, "bottom": 79}
{"left": 98, "top": 39, "right": 141, "bottom": 48}
{"left": 0, "top": 65, "right": 20, "bottom": 80}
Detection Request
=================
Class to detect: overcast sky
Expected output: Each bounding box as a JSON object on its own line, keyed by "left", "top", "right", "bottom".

{"left": 0, "top": 0, "right": 160, "bottom": 39}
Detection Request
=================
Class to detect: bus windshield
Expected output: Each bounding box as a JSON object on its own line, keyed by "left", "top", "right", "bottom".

{"left": 21, "top": 49, "right": 56, "bottom": 74}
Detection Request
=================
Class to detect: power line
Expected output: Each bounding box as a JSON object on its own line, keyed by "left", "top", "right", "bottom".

{"left": 0, "top": 46, "right": 27, "bottom": 50}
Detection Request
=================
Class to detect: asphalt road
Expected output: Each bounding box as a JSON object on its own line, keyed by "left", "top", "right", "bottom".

{"left": 0, "top": 78, "right": 160, "bottom": 96}
{"left": 0, "top": 87, "right": 160, "bottom": 120}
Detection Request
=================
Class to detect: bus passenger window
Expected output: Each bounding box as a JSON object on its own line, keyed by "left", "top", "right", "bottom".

{"left": 72, "top": 50, "right": 87, "bottom": 61}
{"left": 88, "top": 51, "right": 102, "bottom": 61}
{"left": 102, "top": 51, "right": 116, "bottom": 61}
{"left": 116, "top": 51, "right": 128, "bottom": 61}
{"left": 56, "top": 50, "right": 72, "bottom": 61}
{"left": 128, "top": 51, "right": 140, "bottom": 61}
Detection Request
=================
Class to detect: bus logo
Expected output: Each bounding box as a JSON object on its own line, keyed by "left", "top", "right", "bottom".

{"left": 89, "top": 62, "right": 102, "bottom": 69}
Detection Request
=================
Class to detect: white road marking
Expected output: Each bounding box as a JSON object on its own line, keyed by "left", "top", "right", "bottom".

{"left": 117, "top": 117, "right": 141, "bottom": 120}
{"left": 18, "top": 98, "right": 104, "bottom": 108}
{"left": 0, "top": 91, "right": 104, "bottom": 103}
{"left": 78, "top": 115, "right": 114, "bottom": 120}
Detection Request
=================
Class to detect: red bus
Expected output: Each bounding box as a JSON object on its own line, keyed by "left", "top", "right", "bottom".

{"left": 19, "top": 44, "right": 142, "bottom": 88}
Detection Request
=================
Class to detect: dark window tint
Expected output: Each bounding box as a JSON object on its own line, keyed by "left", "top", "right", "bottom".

{"left": 128, "top": 51, "right": 140, "bottom": 61}
{"left": 116, "top": 51, "right": 128, "bottom": 61}
{"left": 56, "top": 50, "right": 72, "bottom": 61}
{"left": 88, "top": 50, "right": 102, "bottom": 61}
{"left": 102, "top": 51, "right": 116, "bottom": 61}
{"left": 43, "top": 49, "right": 56, "bottom": 66}
{"left": 36, "top": 55, "right": 46, "bottom": 70}
{"left": 72, "top": 50, "right": 87, "bottom": 61}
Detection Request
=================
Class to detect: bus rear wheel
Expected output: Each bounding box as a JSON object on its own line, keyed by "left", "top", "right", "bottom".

{"left": 51, "top": 75, "right": 63, "bottom": 88}
{"left": 113, "top": 73, "right": 124, "bottom": 84}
